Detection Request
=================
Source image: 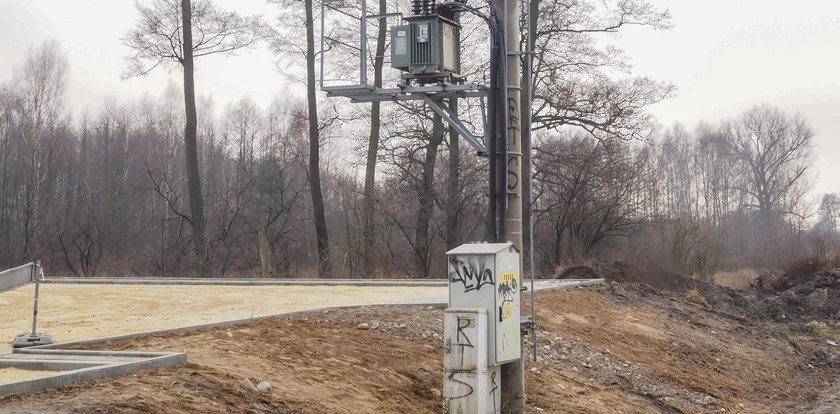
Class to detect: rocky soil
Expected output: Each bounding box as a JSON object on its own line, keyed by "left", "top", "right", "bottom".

{"left": 0, "top": 281, "right": 838, "bottom": 413}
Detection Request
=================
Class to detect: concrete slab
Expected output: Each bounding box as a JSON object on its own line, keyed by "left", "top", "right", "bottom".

{"left": 42, "top": 277, "right": 448, "bottom": 287}
{"left": 1, "top": 283, "right": 449, "bottom": 345}
{"left": 1, "top": 279, "right": 601, "bottom": 347}
{"left": 0, "top": 348, "right": 186, "bottom": 395}
{"left": 26, "top": 279, "right": 601, "bottom": 350}
{"left": 0, "top": 277, "right": 602, "bottom": 395}
{"left": 0, "top": 367, "right": 56, "bottom": 383}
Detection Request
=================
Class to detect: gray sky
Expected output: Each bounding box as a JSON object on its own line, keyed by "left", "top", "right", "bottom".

{"left": 619, "top": 0, "right": 840, "bottom": 197}
{"left": 1, "top": 0, "right": 838, "bottom": 197}
{"left": 0, "top": 0, "right": 283, "bottom": 110}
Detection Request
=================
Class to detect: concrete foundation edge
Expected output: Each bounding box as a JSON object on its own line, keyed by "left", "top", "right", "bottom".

{"left": 531, "top": 279, "right": 605, "bottom": 292}
{"left": 42, "top": 277, "right": 448, "bottom": 287}
{"left": 33, "top": 279, "right": 603, "bottom": 350}
{"left": 35, "top": 302, "right": 449, "bottom": 350}
{"left": 0, "top": 278, "right": 603, "bottom": 396}
{"left": 38, "top": 277, "right": 604, "bottom": 288}
{"left": 0, "top": 263, "right": 34, "bottom": 293}
{"left": 0, "top": 351, "right": 187, "bottom": 395}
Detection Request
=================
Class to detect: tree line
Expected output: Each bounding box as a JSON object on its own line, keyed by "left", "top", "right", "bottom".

{"left": 1, "top": 0, "right": 833, "bottom": 278}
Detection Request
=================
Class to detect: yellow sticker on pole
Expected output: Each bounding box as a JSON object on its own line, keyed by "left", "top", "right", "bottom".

{"left": 500, "top": 271, "right": 517, "bottom": 284}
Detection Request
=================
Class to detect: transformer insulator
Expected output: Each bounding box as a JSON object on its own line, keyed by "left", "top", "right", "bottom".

{"left": 411, "top": 0, "right": 422, "bottom": 16}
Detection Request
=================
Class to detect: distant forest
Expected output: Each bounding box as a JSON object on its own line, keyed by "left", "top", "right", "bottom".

{"left": 1, "top": 0, "right": 838, "bottom": 279}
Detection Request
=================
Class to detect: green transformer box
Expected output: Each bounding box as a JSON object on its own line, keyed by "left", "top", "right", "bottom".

{"left": 391, "top": 15, "right": 461, "bottom": 84}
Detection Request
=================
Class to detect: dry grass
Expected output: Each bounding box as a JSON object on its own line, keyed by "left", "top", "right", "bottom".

{"left": 685, "top": 288, "right": 710, "bottom": 307}
{"left": 806, "top": 320, "right": 840, "bottom": 340}
{"left": 712, "top": 268, "right": 761, "bottom": 290}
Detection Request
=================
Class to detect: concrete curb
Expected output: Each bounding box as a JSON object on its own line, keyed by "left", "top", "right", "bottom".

{"left": 0, "top": 278, "right": 604, "bottom": 395}
{"left": 33, "top": 279, "right": 603, "bottom": 350}
{"left": 35, "top": 302, "right": 449, "bottom": 350}
{"left": 37, "top": 277, "right": 603, "bottom": 288}
{"left": 0, "top": 263, "right": 35, "bottom": 293}
{"left": 0, "top": 278, "right": 603, "bottom": 396}
{"left": 529, "top": 279, "right": 605, "bottom": 292}
{"left": 41, "top": 277, "right": 449, "bottom": 287}
{"left": 0, "top": 349, "right": 187, "bottom": 395}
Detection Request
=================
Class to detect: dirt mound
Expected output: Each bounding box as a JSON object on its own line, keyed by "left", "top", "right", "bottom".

{"left": 753, "top": 269, "right": 840, "bottom": 320}
{"left": 529, "top": 285, "right": 840, "bottom": 413}
{"left": 0, "top": 305, "right": 446, "bottom": 414}
{"left": 773, "top": 269, "right": 840, "bottom": 294}
{"left": 555, "top": 265, "right": 602, "bottom": 279}
{"left": 2, "top": 287, "right": 839, "bottom": 413}
{"left": 557, "top": 260, "right": 713, "bottom": 293}
{"left": 558, "top": 261, "right": 840, "bottom": 321}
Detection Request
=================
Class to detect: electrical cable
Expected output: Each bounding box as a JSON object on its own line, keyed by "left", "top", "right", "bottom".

{"left": 433, "top": 0, "right": 505, "bottom": 242}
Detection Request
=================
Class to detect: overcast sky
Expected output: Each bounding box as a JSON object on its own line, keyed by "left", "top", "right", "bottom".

{"left": 1, "top": 0, "right": 838, "bottom": 197}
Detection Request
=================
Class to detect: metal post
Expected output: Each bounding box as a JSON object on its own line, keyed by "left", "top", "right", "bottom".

{"left": 495, "top": 0, "right": 524, "bottom": 410}
{"left": 524, "top": 0, "right": 538, "bottom": 362}
{"left": 487, "top": 43, "right": 498, "bottom": 242}
{"left": 319, "top": 0, "right": 325, "bottom": 88}
{"left": 360, "top": 0, "right": 368, "bottom": 85}
{"left": 31, "top": 260, "right": 41, "bottom": 336}
{"left": 496, "top": 33, "right": 508, "bottom": 244}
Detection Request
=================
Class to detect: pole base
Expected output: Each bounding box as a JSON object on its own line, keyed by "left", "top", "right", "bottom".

{"left": 12, "top": 333, "right": 53, "bottom": 348}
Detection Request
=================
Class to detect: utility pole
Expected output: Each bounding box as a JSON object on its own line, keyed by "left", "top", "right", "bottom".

{"left": 495, "top": 0, "right": 525, "bottom": 411}
{"left": 319, "top": 0, "right": 526, "bottom": 409}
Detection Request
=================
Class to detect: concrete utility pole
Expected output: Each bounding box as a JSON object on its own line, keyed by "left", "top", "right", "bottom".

{"left": 496, "top": 0, "right": 525, "bottom": 411}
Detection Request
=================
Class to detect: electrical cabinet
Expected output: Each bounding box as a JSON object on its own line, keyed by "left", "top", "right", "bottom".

{"left": 446, "top": 243, "right": 521, "bottom": 366}
{"left": 390, "top": 15, "right": 461, "bottom": 83}
{"left": 443, "top": 308, "right": 501, "bottom": 414}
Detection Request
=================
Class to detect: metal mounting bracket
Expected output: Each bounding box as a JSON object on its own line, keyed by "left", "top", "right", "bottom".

{"left": 321, "top": 83, "right": 488, "bottom": 155}
{"left": 421, "top": 94, "right": 487, "bottom": 155}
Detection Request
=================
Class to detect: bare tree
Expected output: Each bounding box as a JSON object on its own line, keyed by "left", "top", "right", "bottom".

{"left": 268, "top": 0, "right": 333, "bottom": 277}
{"left": 445, "top": 99, "right": 461, "bottom": 250}
{"left": 525, "top": 0, "right": 672, "bottom": 140}
{"left": 725, "top": 104, "right": 813, "bottom": 219}
{"left": 412, "top": 114, "right": 444, "bottom": 277}
{"left": 124, "top": 0, "right": 267, "bottom": 276}
{"left": 12, "top": 40, "right": 69, "bottom": 263}
{"left": 361, "top": 0, "right": 390, "bottom": 275}
{"left": 304, "top": 0, "right": 332, "bottom": 277}
{"left": 520, "top": 0, "right": 672, "bottom": 261}
{"left": 534, "top": 133, "right": 646, "bottom": 267}
{"left": 817, "top": 194, "right": 840, "bottom": 234}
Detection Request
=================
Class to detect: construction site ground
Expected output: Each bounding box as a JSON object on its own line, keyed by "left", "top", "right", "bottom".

{"left": 1, "top": 281, "right": 838, "bottom": 413}
{"left": 0, "top": 283, "right": 447, "bottom": 345}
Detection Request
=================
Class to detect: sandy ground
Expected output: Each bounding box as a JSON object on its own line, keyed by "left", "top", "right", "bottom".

{"left": 0, "top": 368, "right": 57, "bottom": 385}
{"left": 0, "top": 283, "right": 446, "bottom": 345}
{"left": 0, "top": 286, "right": 837, "bottom": 413}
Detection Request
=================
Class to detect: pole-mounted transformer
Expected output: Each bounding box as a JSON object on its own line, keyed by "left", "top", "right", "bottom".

{"left": 391, "top": 1, "right": 462, "bottom": 85}
{"left": 320, "top": 1, "right": 529, "bottom": 411}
